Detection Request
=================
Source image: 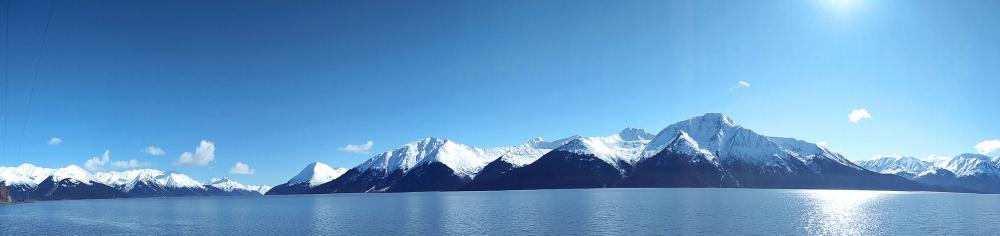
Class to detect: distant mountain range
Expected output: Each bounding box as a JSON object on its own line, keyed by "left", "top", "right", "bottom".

{"left": 5, "top": 113, "right": 997, "bottom": 201}
{"left": 859, "top": 153, "right": 1000, "bottom": 193}
{"left": 0, "top": 164, "right": 270, "bottom": 201}
{"left": 267, "top": 113, "right": 981, "bottom": 196}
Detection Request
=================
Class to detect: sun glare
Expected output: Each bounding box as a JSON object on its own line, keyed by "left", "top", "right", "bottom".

{"left": 825, "top": 0, "right": 861, "bottom": 15}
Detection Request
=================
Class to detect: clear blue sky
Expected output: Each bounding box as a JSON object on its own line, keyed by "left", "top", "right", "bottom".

{"left": 1, "top": 0, "right": 998, "bottom": 185}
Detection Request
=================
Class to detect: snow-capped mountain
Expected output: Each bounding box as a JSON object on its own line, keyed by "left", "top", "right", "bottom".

{"left": 858, "top": 156, "right": 935, "bottom": 179}
{"left": 912, "top": 153, "right": 1000, "bottom": 193}
{"left": 205, "top": 178, "right": 271, "bottom": 196}
{"left": 353, "top": 138, "right": 498, "bottom": 179}
{"left": 266, "top": 162, "right": 347, "bottom": 195}
{"left": 938, "top": 153, "right": 1000, "bottom": 177}
{"left": 468, "top": 113, "right": 921, "bottom": 191}
{"left": 310, "top": 138, "right": 509, "bottom": 193}
{"left": 0, "top": 164, "right": 56, "bottom": 199}
{"left": 556, "top": 129, "right": 654, "bottom": 170}
{"left": 92, "top": 169, "right": 210, "bottom": 197}
{"left": 465, "top": 128, "right": 656, "bottom": 190}
{"left": 462, "top": 136, "right": 581, "bottom": 189}
{"left": 30, "top": 165, "right": 125, "bottom": 200}
{"left": 290, "top": 113, "right": 930, "bottom": 193}
{"left": 2, "top": 164, "right": 273, "bottom": 200}
{"left": 640, "top": 113, "right": 809, "bottom": 174}
{"left": 620, "top": 131, "right": 734, "bottom": 187}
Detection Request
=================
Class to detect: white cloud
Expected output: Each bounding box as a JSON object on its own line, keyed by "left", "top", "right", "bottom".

{"left": 84, "top": 150, "right": 150, "bottom": 171}
{"left": 339, "top": 140, "right": 374, "bottom": 154}
{"left": 816, "top": 141, "right": 829, "bottom": 148}
{"left": 176, "top": 140, "right": 216, "bottom": 166}
{"left": 143, "top": 146, "right": 166, "bottom": 156}
{"left": 47, "top": 137, "right": 63, "bottom": 145}
{"left": 229, "top": 162, "right": 255, "bottom": 174}
{"left": 736, "top": 81, "right": 750, "bottom": 88}
{"left": 975, "top": 139, "right": 1000, "bottom": 155}
{"left": 848, "top": 108, "right": 871, "bottom": 123}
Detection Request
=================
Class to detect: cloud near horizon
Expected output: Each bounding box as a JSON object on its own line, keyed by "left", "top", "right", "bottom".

{"left": 339, "top": 141, "right": 374, "bottom": 154}
{"left": 976, "top": 139, "right": 1000, "bottom": 155}
{"left": 47, "top": 137, "right": 63, "bottom": 145}
{"left": 84, "top": 150, "right": 151, "bottom": 171}
{"left": 229, "top": 162, "right": 255, "bottom": 174}
{"left": 176, "top": 140, "right": 216, "bottom": 166}
{"left": 848, "top": 108, "right": 872, "bottom": 123}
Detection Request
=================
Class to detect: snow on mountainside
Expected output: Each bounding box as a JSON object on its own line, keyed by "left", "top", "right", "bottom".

{"left": 255, "top": 185, "right": 273, "bottom": 195}
{"left": 938, "top": 153, "right": 1000, "bottom": 177}
{"left": 287, "top": 162, "right": 348, "bottom": 187}
{"left": 494, "top": 136, "right": 580, "bottom": 167}
{"left": 645, "top": 131, "right": 718, "bottom": 163}
{"left": 2, "top": 164, "right": 275, "bottom": 198}
{"left": 640, "top": 113, "right": 854, "bottom": 174}
{"left": 161, "top": 172, "right": 206, "bottom": 189}
{"left": 94, "top": 169, "right": 205, "bottom": 191}
{"left": 207, "top": 178, "right": 271, "bottom": 194}
{"left": 51, "top": 165, "right": 97, "bottom": 185}
{"left": 858, "top": 156, "right": 934, "bottom": 178}
{"left": 94, "top": 169, "right": 165, "bottom": 191}
{"left": 0, "top": 164, "right": 55, "bottom": 188}
{"left": 556, "top": 128, "right": 654, "bottom": 169}
{"left": 353, "top": 138, "right": 499, "bottom": 178}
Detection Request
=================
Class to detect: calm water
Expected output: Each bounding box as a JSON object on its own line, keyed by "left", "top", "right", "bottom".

{"left": 1, "top": 188, "right": 998, "bottom": 235}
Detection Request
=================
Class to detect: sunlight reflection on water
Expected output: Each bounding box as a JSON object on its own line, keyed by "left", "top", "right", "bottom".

{"left": 801, "top": 190, "right": 892, "bottom": 235}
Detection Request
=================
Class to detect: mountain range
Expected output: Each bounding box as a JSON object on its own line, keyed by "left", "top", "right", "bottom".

{"left": 267, "top": 113, "right": 977, "bottom": 195}
{"left": 859, "top": 153, "right": 1000, "bottom": 193}
{"left": 6, "top": 113, "right": 997, "bottom": 201}
{"left": 0, "top": 164, "right": 270, "bottom": 200}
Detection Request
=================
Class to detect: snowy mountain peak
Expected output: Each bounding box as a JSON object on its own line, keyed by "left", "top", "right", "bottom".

{"left": 51, "top": 165, "right": 96, "bottom": 184}
{"left": 0, "top": 163, "right": 56, "bottom": 187}
{"left": 618, "top": 128, "right": 654, "bottom": 141}
{"left": 941, "top": 153, "right": 1000, "bottom": 177}
{"left": 161, "top": 172, "right": 206, "bottom": 189}
{"left": 857, "top": 156, "right": 933, "bottom": 178}
{"left": 555, "top": 131, "right": 653, "bottom": 168}
{"left": 695, "top": 113, "right": 737, "bottom": 127}
{"left": 287, "top": 162, "right": 347, "bottom": 187}
{"left": 661, "top": 131, "right": 716, "bottom": 160}
{"left": 641, "top": 113, "right": 854, "bottom": 173}
{"left": 353, "top": 137, "right": 499, "bottom": 178}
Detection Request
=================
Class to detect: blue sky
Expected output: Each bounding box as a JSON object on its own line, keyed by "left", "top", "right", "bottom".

{"left": 1, "top": 0, "right": 998, "bottom": 185}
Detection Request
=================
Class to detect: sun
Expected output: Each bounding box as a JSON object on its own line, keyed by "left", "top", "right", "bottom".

{"left": 825, "top": 0, "right": 861, "bottom": 14}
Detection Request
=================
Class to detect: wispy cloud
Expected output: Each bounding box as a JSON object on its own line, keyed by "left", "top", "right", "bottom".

{"left": 736, "top": 81, "right": 750, "bottom": 88}
{"left": 975, "top": 139, "right": 1000, "bottom": 155}
{"left": 848, "top": 108, "right": 871, "bottom": 123}
{"left": 176, "top": 140, "right": 216, "bottom": 166}
{"left": 730, "top": 81, "right": 751, "bottom": 91}
{"left": 229, "top": 162, "right": 255, "bottom": 174}
{"left": 143, "top": 146, "right": 166, "bottom": 156}
{"left": 339, "top": 140, "right": 374, "bottom": 154}
{"left": 816, "top": 141, "right": 829, "bottom": 148}
{"left": 84, "top": 150, "right": 150, "bottom": 171}
{"left": 47, "top": 137, "right": 63, "bottom": 145}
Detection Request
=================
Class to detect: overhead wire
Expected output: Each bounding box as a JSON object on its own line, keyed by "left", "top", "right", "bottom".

{"left": 15, "top": 0, "right": 57, "bottom": 160}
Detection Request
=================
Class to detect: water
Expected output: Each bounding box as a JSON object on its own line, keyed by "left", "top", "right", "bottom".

{"left": 2, "top": 188, "right": 998, "bottom": 235}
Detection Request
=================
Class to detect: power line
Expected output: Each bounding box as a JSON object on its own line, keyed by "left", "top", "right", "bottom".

{"left": 15, "top": 0, "right": 57, "bottom": 160}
